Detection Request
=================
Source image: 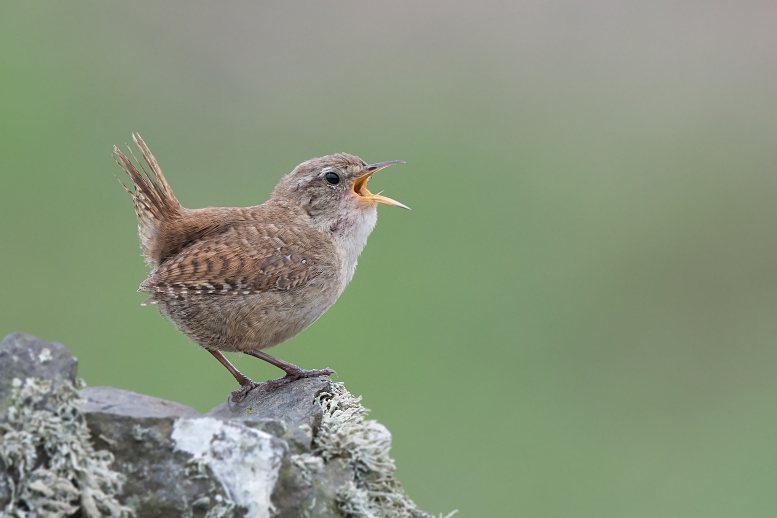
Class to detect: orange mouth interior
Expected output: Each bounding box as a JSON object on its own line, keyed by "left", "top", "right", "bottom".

{"left": 350, "top": 162, "right": 410, "bottom": 210}
{"left": 353, "top": 173, "right": 374, "bottom": 198}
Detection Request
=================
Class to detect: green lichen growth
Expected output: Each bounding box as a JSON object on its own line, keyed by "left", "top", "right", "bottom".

{"left": 314, "top": 383, "right": 453, "bottom": 518}
{"left": 0, "top": 377, "right": 132, "bottom": 518}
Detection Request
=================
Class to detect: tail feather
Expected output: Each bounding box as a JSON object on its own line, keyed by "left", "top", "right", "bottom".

{"left": 114, "top": 134, "right": 183, "bottom": 265}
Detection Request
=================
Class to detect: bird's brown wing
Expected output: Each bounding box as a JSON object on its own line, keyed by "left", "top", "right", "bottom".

{"left": 139, "top": 224, "right": 337, "bottom": 296}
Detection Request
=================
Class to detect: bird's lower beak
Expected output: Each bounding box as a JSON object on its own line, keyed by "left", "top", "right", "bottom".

{"left": 353, "top": 160, "right": 410, "bottom": 210}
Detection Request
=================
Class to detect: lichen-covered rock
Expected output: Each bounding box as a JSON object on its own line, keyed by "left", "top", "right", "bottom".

{"left": 0, "top": 333, "right": 77, "bottom": 414}
{"left": 172, "top": 417, "right": 286, "bottom": 518}
{"left": 0, "top": 334, "right": 131, "bottom": 518}
{"left": 313, "top": 384, "right": 433, "bottom": 518}
{"left": 1, "top": 333, "right": 440, "bottom": 517}
{"left": 80, "top": 387, "right": 248, "bottom": 517}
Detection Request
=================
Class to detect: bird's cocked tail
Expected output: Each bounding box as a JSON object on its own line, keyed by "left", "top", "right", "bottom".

{"left": 114, "top": 134, "right": 183, "bottom": 266}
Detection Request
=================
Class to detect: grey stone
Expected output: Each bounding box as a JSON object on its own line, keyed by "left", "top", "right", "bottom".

{"left": 0, "top": 332, "right": 78, "bottom": 412}
{"left": 80, "top": 386, "right": 291, "bottom": 517}
{"left": 272, "top": 454, "right": 352, "bottom": 518}
{"left": 207, "top": 376, "right": 332, "bottom": 451}
{"left": 81, "top": 386, "right": 200, "bottom": 419}
{"left": 79, "top": 387, "right": 227, "bottom": 517}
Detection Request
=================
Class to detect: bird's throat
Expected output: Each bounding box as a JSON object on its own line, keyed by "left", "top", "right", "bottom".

{"left": 326, "top": 207, "right": 378, "bottom": 283}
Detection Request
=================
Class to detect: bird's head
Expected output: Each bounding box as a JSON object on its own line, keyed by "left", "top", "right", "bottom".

{"left": 272, "top": 153, "right": 408, "bottom": 232}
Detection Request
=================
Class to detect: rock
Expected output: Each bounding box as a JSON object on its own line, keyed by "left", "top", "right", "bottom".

{"left": 0, "top": 332, "right": 77, "bottom": 413}
{"left": 207, "top": 376, "right": 332, "bottom": 452}
{"left": 0, "top": 334, "right": 131, "bottom": 518}
{"left": 81, "top": 386, "right": 298, "bottom": 517}
{"left": 81, "top": 386, "right": 201, "bottom": 420}
{"left": 80, "top": 387, "right": 242, "bottom": 517}
{"left": 1, "top": 333, "right": 437, "bottom": 517}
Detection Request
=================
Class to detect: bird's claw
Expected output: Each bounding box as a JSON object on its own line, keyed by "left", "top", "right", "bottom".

{"left": 228, "top": 381, "right": 262, "bottom": 408}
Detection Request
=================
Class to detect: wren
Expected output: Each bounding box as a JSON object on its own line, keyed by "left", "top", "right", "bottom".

{"left": 114, "top": 134, "right": 407, "bottom": 401}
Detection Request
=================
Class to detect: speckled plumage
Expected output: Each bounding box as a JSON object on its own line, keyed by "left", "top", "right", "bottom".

{"left": 114, "top": 134, "right": 406, "bottom": 397}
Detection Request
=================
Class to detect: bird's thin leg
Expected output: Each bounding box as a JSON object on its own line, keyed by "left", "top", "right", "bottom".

{"left": 246, "top": 350, "right": 335, "bottom": 380}
{"left": 208, "top": 349, "right": 254, "bottom": 387}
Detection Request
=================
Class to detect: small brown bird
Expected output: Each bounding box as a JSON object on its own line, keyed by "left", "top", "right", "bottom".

{"left": 114, "top": 134, "right": 407, "bottom": 400}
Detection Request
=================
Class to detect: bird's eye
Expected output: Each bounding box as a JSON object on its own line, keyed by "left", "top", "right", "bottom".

{"left": 324, "top": 172, "right": 340, "bottom": 185}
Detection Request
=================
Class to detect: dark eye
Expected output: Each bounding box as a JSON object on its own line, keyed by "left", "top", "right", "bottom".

{"left": 324, "top": 172, "right": 340, "bottom": 185}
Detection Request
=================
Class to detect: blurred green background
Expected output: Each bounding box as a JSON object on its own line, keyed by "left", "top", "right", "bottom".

{"left": 3, "top": 1, "right": 777, "bottom": 516}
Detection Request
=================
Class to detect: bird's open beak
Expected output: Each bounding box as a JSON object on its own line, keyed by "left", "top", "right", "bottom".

{"left": 352, "top": 160, "right": 410, "bottom": 210}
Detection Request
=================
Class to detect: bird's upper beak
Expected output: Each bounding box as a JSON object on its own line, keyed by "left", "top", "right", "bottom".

{"left": 352, "top": 160, "right": 410, "bottom": 210}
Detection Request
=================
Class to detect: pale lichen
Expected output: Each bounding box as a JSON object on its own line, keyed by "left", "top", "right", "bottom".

{"left": 314, "top": 382, "right": 442, "bottom": 518}
{"left": 171, "top": 417, "right": 285, "bottom": 518}
{"left": 0, "top": 377, "right": 132, "bottom": 518}
{"left": 291, "top": 452, "right": 325, "bottom": 486}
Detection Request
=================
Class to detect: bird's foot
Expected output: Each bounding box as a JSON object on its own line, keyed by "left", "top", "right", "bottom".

{"left": 227, "top": 368, "right": 336, "bottom": 407}
{"left": 261, "top": 367, "right": 337, "bottom": 390}
{"left": 228, "top": 379, "right": 262, "bottom": 407}
{"left": 284, "top": 366, "right": 337, "bottom": 381}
